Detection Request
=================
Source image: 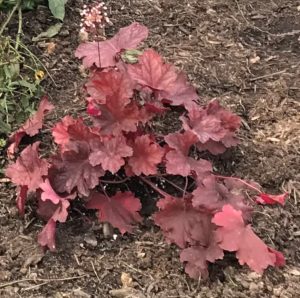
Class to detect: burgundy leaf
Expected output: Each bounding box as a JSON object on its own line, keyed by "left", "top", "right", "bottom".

{"left": 268, "top": 248, "right": 286, "bottom": 267}
{"left": 128, "top": 49, "right": 178, "bottom": 91}
{"left": 86, "top": 69, "right": 134, "bottom": 105}
{"left": 165, "top": 131, "right": 212, "bottom": 176}
{"left": 37, "top": 219, "right": 56, "bottom": 251}
{"left": 52, "top": 115, "right": 78, "bottom": 148}
{"left": 86, "top": 191, "right": 142, "bottom": 234}
{"left": 37, "top": 196, "right": 70, "bottom": 223}
{"left": 181, "top": 100, "right": 241, "bottom": 154}
{"left": 89, "top": 135, "right": 133, "bottom": 173}
{"left": 180, "top": 242, "right": 224, "bottom": 279}
{"left": 8, "top": 96, "right": 54, "bottom": 157}
{"left": 40, "top": 178, "right": 76, "bottom": 203}
{"left": 52, "top": 116, "right": 101, "bottom": 152}
{"left": 16, "top": 185, "right": 28, "bottom": 216}
{"left": 153, "top": 196, "right": 214, "bottom": 248}
{"left": 6, "top": 142, "right": 49, "bottom": 191}
{"left": 75, "top": 22, "right": 148, "bottom": 68}
{"left": 159, "top": 72, "right": 199, "bottom": 111}
{"left": 192, "top": 175, "right": 252, "bottom": 217}
{"left": 50, "top": 142, "right": 104, "bottom": 196}
{"left": 128, "top": 135, "right": 165, "bottom": 175}
{"left": 91, "top": 98, "right": 149, "bottom": 136}
{"left": 256, "top": 193, "right": 288, "bottom": 206}
{"left": 212, "top": 205, "right": 283, "bottom": 273}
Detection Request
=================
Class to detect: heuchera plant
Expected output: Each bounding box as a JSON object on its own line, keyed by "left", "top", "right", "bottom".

{"left": 5, "top": 21, "right": 288, "bottom": 279}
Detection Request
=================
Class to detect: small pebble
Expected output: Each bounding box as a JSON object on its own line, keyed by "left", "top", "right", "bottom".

{"left": 59, "top": 29, "right": 70, "bottom": 37}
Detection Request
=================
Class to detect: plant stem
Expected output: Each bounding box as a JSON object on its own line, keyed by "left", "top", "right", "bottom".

{"left": 97, "top": 40, "right": 101, "bottom": 68}
{"left": 214, "top": 174, "right": 262, "bottom": 193}
{"left": 140, "top": 176, "right": 174, "bottom": 198}
{"left": 99, "top": 182, "right": 110, "bottom": 199}
{"left": 15, "top": 4, "right": 22, "bottom": 50}
{"left": 0, "top": 0, "right": 20, "bottom": 36}
{"left": 182, "top": 177, "right": 188, "bottom": 198}
{"left": 160, "top": 176, "right": 187, "bottom": 193}
{"left": 100, "top": 177, "right": 129, "bottom": 184}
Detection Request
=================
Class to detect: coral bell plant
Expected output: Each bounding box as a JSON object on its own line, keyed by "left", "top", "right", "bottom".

{"left": 5, "top": 19, "right": 288, "bottom": 280}
{"left": 80, "top": 2, "right": 110, "bottom": 34}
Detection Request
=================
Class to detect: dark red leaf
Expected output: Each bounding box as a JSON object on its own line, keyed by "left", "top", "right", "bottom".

{"left": 52, "top": 115, "right": 78, "bottom": 148}
{"left": 159, "top": 72, "right": 199, "bottom": 111}
{"left": 91, "top": 99, "right": 148, "bottom": 136}
{"left": 52, "top": 116, "right": 101, "bottom": 152}
{"left": 256, "top": 193, "right": 288, "bottom": 206}
{"left": 86, "top": 69, "right": 134, "bottom": 105}
{"left": 87, "top": 97, "right": 101, "bottom": 116}
{"left": 165, "top": 131, "right": 212, "bottom": 176}
{"left": 180, "top": 242, "right": 224, "bottom": 279}
{"left": 268, "top": 248, "right": 286, "bottom": 267}
{"left": 37, "top": 196, "right": 70, "bottom": 223}
{"left": 212, "top": 205, "right": 282, "bottom": 273}
{"left": 128, "top": 49, "right": 178, "bottom": 92}
{"left": 128, "top": 135, "right": 164, "bottom": 175}
{"left": 86, "top": 191, "right": 142, "bottom": 234}
{"left": 16, "top": 186, "right": 28, "bottom": 216}
{"left": 181, "top": 100, "right": 241, "bottom": 154}
{"left": 89, "top": 135, "right": 133, "bottom": 173}
{"left": 50, "top": 142, "right": 104, "bottom": 196}
{"left": 153, "top": 196, "right": 214, "bottom": 248}
{"left": 5, "top": 142, "right": 49, "bottom": 191}
{"left": 181, "top": 110, "right": 225, "bottom": 143}
{"left": 8, "top": 97, "right": 54, "bottom": 157}
{"left": 40, "top": 178, "right": 76, "bottom": 202}
{"left": 75, "top": 22, "right": 148, "bottom": 68}
{"left": 37, "top": 219, "right": 56, "bottom": 251}
{"left": 192, "top": 175, "right": 252, "bottom": 217}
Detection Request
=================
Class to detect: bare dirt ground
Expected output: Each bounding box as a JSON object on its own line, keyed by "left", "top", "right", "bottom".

{"left": 0, "top": 0, "right": 300, "bottom": 297}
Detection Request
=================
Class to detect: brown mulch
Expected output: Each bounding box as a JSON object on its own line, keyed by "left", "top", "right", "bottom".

{"left": 0, "top": 0, "right": 300, "bottom": 297}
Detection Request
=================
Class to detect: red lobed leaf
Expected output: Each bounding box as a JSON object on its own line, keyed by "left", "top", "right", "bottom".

{"left": 87, "top": 97, "right": 101, "bottom": 116}
{"left": 37, "top": 219, "right": 56, "bottom": 251}
{"left": 75, "top": 22, "right": 148, "bottom": 68}
{"left": 19, "top": 96, "right": 54, "bottom": 136}
{"left": 128, "top": 49, "right": 199, "bottom": 110}
{"left": 52, "top": 116, "right": 101, "bottom": 152}
{"left": 181, "top": 100, "right": 241, "bottom": 154}
{"left": 159, "top": 72, "right": 199, "bottom": 111}
{"left": 268, "top": 248, "right": 286, "bottom": 267}
{"left": 40, "top": 178, "right": 75, "bottom": 203}
{"left": 180, "top": 242, "right": 224, "bottom": 279}
{"left": 8, "top": 96, "right": 54, "bottom": 157}
{"left": 128, "top": 49, "right": 178, "bottom": 92}
{"left": 51, "top": 199, "right": 70, "bottom": 223}
{"left": 165, "top": 131, "right": 212, "bottom": 176}
{"left": 256, "top": 193, "right": 288, "bottom": 206}
{"left": 40, "top": 179, "right": 65, "bottom": 204}
{"left": 86, "top": 69, "right": 134, "bottom": 105}
{"left": 212, "top": 205, "right": 283, "bottom": 273}
{"left": 90, "top": 98, "right": 149, "bottom": 136}
{"left": 50, "top": 142, "right": 104, "bottom": 196}
{"left": 86, "top": 191, "right": 142, "bottom": 234}
{"left": 52, "top": 115, "right": 78, "bottom": 148}
{"left": 37, "top": 196, "right": 70, "bottom": 223}
{"left": 192, "top": 175, "right": 252, "bottom": 217}
{"left": 128, "top": 135, "right": 165, "bottom": 176}
{"left": 84, "top": 69, "right": 149, "bottom": 135}
{"left": 5, "top": 142, "right": 49, "bottom": 191}
{"left": 153, "top": 196, "right": 215, "bottom": 248}
{"left": 89, "top": 135, "right": 133, "bottom": 173}
{"left": 16, "top": 186, "right": 28, "bottom": 216}
{"left": 181, "top": 109, "right": 225, "bottom": 143}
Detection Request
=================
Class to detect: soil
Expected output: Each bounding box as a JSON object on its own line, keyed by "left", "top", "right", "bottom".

{"left": 1, "top": 0, "right": 300, "bottom": 297}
